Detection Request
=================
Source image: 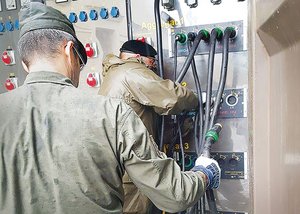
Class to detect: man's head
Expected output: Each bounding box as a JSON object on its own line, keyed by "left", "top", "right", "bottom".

{"left": 18, "top": 1, "right": 87, "bottom": 87}
{"left": 119, "top": 40, "right": 157, "bottom": 71}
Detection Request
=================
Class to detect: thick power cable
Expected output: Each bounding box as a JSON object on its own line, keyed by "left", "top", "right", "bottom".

{"left": 178, "top": 121, "right": 185, "bottom": 171}
{"left": 154, "top": 0, "right": 164, "bottom": 78}
{"left": 176, "top": 30, "right": 209, "bottom": 83}
{"left": 202, "top": 124, "right": 222, "bottom": 213}
{"left": 202, "top": 28, "right": 221, "bottom": 149}
{"left": 187, "top": 37, "right": 204, "bottom": 156}
{"left": 125, "top": 0, "right": 133, "bottom": 40}
{"left": 174, "top": 37, "right": 178, "bottom": 80}
{"left": 154, "top": 0, "right": 166, "bottom": 151}
{"left": 208, "top": 27, "right": 236, "bottom": 129}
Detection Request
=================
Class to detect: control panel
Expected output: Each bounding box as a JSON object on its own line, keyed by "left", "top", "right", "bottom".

{"left": 0, "top": 0, "right": 22, "bottom": 94}
{"left": 216, "top": 88, "right": 247, "bottom": 119}
{"left": 46, "top": 0, "right": 127, "bottom": 94}
{"left": 211, "top": 152, "right": 247, "bottom": 179}
{"left": 169, "top": 21, "right": 245, "bottom": 57}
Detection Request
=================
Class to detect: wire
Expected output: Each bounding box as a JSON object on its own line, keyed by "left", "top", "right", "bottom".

{"left": 125, "top": 0, "right": 133, "bottom": 40}
{"left": 202, "top": 28, "right": 218, "bottom": 151}
{"left": 208, "top": 27, "right": 233, "bottom": 129}
{"left": 154, "top": 0, "right": 166, "bottom": 152}
{"left": 159, "top": 116, "right": 165, "bottom": 151}
{"left": 201, "top": 196, "right": 205, "bottom": 214}
{"left": 176, "top": 30, "right": 208, "bottom": 83}
{"left": 206, "top": 183, "right": 218, "bottom": 213}
{"left": 174, "top": 38, "right": 178, "bottom": 80}
{"left": 154, "top": 0, "right": 164, "bottom": 78}
{"left": 188, "top": 40, "right": 204, "bottom": 156}
{"left": 177, "top": 121, "right": 185, "bottom": 171}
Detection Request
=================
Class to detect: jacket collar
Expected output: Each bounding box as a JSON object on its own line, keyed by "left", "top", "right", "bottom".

{"left": 24, "top": 71, "right": 74, "bottom": 87}
{"left": 102, "top": 54, "right": 143, "bottom": 77}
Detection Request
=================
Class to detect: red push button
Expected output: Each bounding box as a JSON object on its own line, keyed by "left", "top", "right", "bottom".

{"left": 86, "top": 73, "right": 97, "bottom": 87}
{"left": 2, "top": 51, "right": 12, "bottom": 65}
{"left": 5, "top": 79, "right": 15, "bottom": 91}
{"left": 85, "top": 43, "right": 95, "bottom": 58}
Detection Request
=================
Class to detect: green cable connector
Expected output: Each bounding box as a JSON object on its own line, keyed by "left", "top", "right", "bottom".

{"left": 214, "top": 27, "right": 223, "bottom": 41}
{"left": 205, "top": 130, "right": 219, "bottom": 142}
{"left": 175, "top": 33, "right": 187, "bottom": 44}
{"left": 199, "top": 29, "right": 210, "bottom": 42}
{"left": 226, "top": 26, "right": 237, "bottom": 39}
{"left": 185, "top": 156, "right": 193, "bottom": 169}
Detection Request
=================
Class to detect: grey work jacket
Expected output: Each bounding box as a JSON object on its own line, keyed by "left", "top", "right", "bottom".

{"left": 99, "top": 54, "right": 198, "bottom": 139}
{"left": 0, "top": 71, "right": 205, "bottom": 214}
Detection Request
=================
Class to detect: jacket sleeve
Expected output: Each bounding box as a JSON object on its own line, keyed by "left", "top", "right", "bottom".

{"left": 118, "top": 109, "right": 206, "bottom": 213}
{"left": 125, "top": 67, "right": 198, "bottom": 115}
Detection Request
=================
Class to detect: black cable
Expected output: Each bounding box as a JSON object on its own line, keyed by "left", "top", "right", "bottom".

{"left": 159, "top": 117, "right": 165, "bottom": 151}
{"left": 176, "top": 30, "right": 209, "bottom": 83}
{"left": 202, "top": 28, "right": 218, "bottom": 150}
{"left": 188, "top": 39, "right": 204, "bottom": 156}
{"left": 201, "top": 196, "right": 205, "bottom": 214}
{"left": 185, "top": 34, "right": 205, "bottom": 214}
{"left": 177, "top": 121, "right": 185, "bottom": 171}
{"left": 174, "top": 39, "right": 178, "bottom": 80}
{"left": 154, "top": 0, "right": 166, "bottom": 152}
{"left": 206, "top": 189, "right": 218, "bottom": 213}
{"left": 154, "top": 0, "right": 164, "bottom": 78}
{"left": 202, "top": 124, "right": 222, "bottom": 214}
{"left": 125, "top": 0, "right": 133, "bottom": 40}
{"left": 208, "top": 27, "right": 235, "bottom": 129}
{"left": 204, "top": 136, "right": 218, "bottom": 214}
{"left": 167, "top": 119, "right": 184, "bottom": 157}
{"left": 194, "top": 113, "right": 200, "bottom": 155}
{"left": 168, "top": 122, "right": 179, "bottom": 156}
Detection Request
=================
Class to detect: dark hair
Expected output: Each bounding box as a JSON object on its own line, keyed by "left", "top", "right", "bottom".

{"left": 18, "top": 29, "right": 76, "bottom": 67}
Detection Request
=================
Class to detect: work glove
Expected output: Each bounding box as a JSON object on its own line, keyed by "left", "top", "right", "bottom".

{"left": 192, "top": 156, "right": 221, "bottom": 189}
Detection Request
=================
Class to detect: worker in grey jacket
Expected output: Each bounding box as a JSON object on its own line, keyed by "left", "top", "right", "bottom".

{"left": 99, "top": 40, "right": 199, "bottom": 213}
{"left": 0, "top": 2, "right": 221, "bottom": 214}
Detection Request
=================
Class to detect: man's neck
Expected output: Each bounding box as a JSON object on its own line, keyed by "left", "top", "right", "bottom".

{"left": 28, "top": 60, "right": 68, "bottom": 78}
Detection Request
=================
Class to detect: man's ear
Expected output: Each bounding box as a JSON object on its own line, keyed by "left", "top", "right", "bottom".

{"left": 21, "top": 61, "right": 29, "bottom": 73}
{"left": 64, "top": 41, "right": 74, "bottom": 63}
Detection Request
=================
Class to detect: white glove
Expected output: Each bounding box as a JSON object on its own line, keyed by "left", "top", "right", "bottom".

{"left": 193, "top": 156, "right": 221, "bottom": 189}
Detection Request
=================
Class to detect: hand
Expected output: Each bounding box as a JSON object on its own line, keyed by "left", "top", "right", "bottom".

{"left": 193, "top": 156, "right": 221, "bottom": 189}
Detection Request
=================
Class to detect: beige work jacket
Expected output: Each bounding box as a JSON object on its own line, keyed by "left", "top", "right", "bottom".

{"left": 99, "top": 54, "right": 198, "bottom": 139}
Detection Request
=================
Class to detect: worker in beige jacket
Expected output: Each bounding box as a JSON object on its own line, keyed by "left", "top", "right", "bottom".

{"left": 99, "top": 40, "right": 201, "bottom": 213}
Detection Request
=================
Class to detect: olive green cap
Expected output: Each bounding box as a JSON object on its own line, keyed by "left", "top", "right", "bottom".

{"left": 19, "top": 1, "right": 87, "bottom": 65}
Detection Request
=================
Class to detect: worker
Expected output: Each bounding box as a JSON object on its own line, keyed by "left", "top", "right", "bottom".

{"left": 0, "top": 2, "right": 221, "bottom": 214}
{"left": 99, "top": 40, "right": 198, "bottom": 141}
{"left": 99, "top": 40, "right": 200, "bottom": 213}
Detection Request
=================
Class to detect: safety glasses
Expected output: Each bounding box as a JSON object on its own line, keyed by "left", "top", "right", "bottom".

{"left": 72, "top": 45, "right": 85, "bottom": 71}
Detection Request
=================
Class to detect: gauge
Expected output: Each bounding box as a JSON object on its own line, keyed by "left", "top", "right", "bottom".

{"left": 20, "top": 0, "right": 31, "bottom": 7}
{"left": 55, "top": 0, "right": 68, "bottom": 3}
{"left": 5, "top": 0, "right": 17, "bottom": 10}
